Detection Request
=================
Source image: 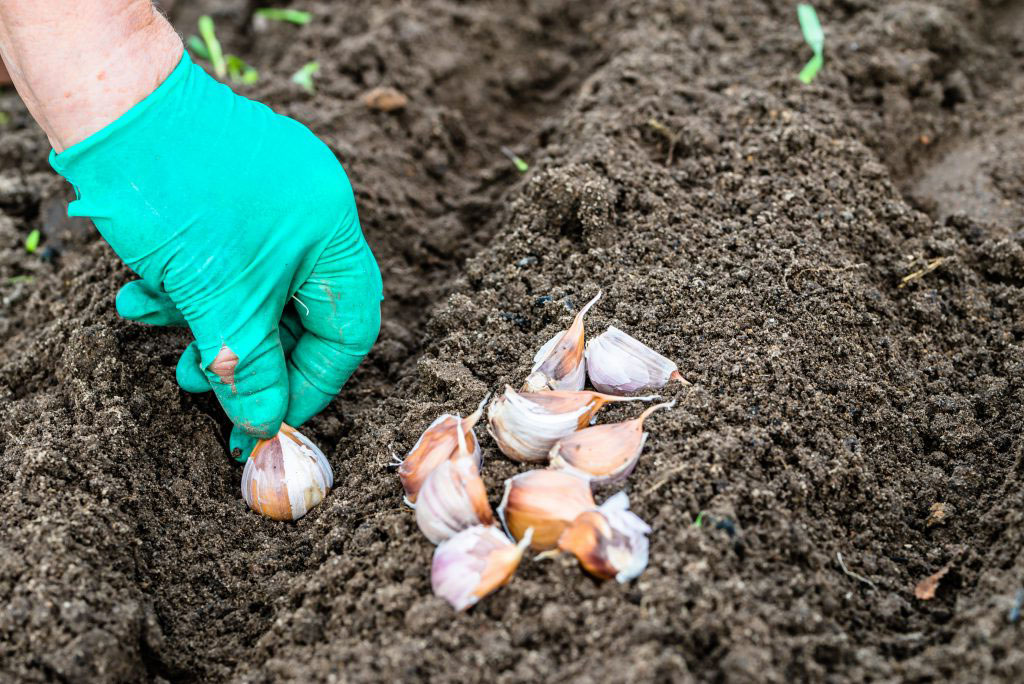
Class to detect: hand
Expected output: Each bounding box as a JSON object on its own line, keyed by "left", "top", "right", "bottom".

{"left": 50, "top": 53, "right": 382, "bottom": 459}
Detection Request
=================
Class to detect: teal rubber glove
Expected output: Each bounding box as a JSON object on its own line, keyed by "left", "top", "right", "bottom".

{"left": 50, "top": 52, "right": 382, "bottom": 460}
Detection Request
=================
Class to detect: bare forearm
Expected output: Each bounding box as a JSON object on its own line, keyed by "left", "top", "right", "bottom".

{"left": 0, "top": 0, "right": 182, "bottom": 152}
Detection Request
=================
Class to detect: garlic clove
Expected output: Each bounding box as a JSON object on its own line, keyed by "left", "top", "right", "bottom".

{"left": 415, "top": 416, "right": 495, "bottom": 544}
{"left": 584, "top": 326, "right": 687, "bottom": 395}
{"left": 487, "top": 385, "right": 591, "bottom": 462}
{"left": 520, "top": 389, "right": 660, "bottom": 429}
{"left": 497, "top": 469, "right": 595, "bottom": 550}
{"left": 548, "top": 400, "right": 674, "bottom": 483}
{"left": 557, "top": 492, "right": 651, "bottom": 582}
{"left": 397, "top": 395, "right": 487, "bottom": 505}
{"left": 432, "top": 525, "right": 533, "bottom": 611}
{"left": 241, "top": 424, "right": 334, "bottom": 521}
{"left": 523, "top": 292, "right": 602, "bottom": 392}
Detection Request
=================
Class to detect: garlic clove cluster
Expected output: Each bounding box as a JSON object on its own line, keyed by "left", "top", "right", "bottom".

{"left": 415, "top": 417, "right": 495, "bottom": 544}
{"left": 557, "top": 492, "right": 651, "bottom": 583}
{"left": 397, "top": 396, "right": 487, "bottom": 505}
{"left": 241, "top": 425, "right": 334, "bottom": 521}
{"left": 549, "top": 401, "right": 675, "bottom": 483}
{"left": 497, "top": 469, "right": 595, "bottom": 550}
{"left": 523, "top": 292, "right": 602, "bottom": 392}
{"left": 585, "top": 326, "right": 685, "bottom": 395}
{"left": 487, "top": 386, "right": 591, "bottom": 463}
{"left": 432, "top": 525, "right": 533, "bottom": 611}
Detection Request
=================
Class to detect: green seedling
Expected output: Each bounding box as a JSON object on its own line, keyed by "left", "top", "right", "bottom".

{"left": 6, "top": 275, "right": 35, "bottom": 285}
{"left": 500, "top": 146, "right": 529, "bottom": 173}
{"left": 188, "top": 34, "right": 211, "bottom": 60}
{"left": 291, "top": 61, "right": 320, "bottom": 94}
{"left": 226, "top": 55, "right": 260, "bottom": 85}
{"left": 24, "top": 229, "right": 40, "bottom": 254}
{"left": 692, "top": 511, "right": 705, "bottom": 528}
{"left": 198, "top": 15, "right": 227, "bottom": 78}
{"left": 254, "top": 8, "right": 313, "bottom": 25}
{"left": 797, "top": 4, "right": 824, "bottom": 84}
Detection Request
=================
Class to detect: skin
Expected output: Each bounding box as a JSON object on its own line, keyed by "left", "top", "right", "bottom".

{"left": 0, "top": 0, "right": 182, "bottom": 152}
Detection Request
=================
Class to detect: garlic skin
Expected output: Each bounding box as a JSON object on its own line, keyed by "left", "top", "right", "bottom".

{"left": 241, "top": 425, "right": 334, "bottom": 521}
{"left": 415, "top": 417, "right": 494, "bottom": 544}
{"left": 584, "top": 326, "right": 686, "bottom": 395}
{"left": 432, "top": 525, "right": 533, "bottom": 611}
{"left": 549, "top": 401, "right": 675, "bottom": 483}
{"left": 523, "top": 292, "right": 602, "bottom": 392}
{"left": 487, "top": 386, "right": 590, "bottom": 463}
{"left": 397, "top": 396, "right": 486, "bottom": 505}
{"left": 497, "top": 469, "right": 595, "bottom": 550}
{"left": 557, "top": 492, "right": 651, "bottom": 582}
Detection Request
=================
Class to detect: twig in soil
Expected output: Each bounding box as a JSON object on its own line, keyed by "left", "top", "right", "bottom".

{"left": 642, "top": 464, "right": 688, "bottom": 497}
{"left": 898, "top": 257, "right": 949, "bottom": 289}
{"left": 647, "top": 118, "right": 681, "bottom": 165}
{"left": 836, "top": 552, "right": 877, "bottom": 590}
{"left": 782, "top": 261, "right": 866, "bottom": 292}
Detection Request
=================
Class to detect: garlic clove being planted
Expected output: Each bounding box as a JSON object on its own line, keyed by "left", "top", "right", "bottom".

{"left": 241, "top": 424, "right": 334, "bottom": 521}
{"left": 415, "top": 417, "right": 494, "bottom": 544}
{"left": 557, "top": 492, "right": 651, "bottom": 582}
{"left": 432, "top": 525, "right": 533, "bottom": 611}
{"left": 397, "top": 395, "right": 487, "bottom": 505}
{"left": 523, "top": 292, "right": 602, "bottom": 392}
{"left": 497, "top": 469, "right": 595, "bottom": 550}
{"left": 584, "top": 326, "right": 686, "bottom": 395}
{"left": 487, "top": 385, "right": 590, "bottom": 463}
{"left": 549, "top": 400, "right": 675, "bottom": 483}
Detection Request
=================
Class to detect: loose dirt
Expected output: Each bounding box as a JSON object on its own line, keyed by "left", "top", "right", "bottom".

{"left": 2, "top": 0, "right": 1024, "bottom": 682}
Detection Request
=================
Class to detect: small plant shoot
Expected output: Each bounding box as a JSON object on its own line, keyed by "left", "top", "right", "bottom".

{"left": 198, "top": 15, "right": 227, "bottom": 79}
{"left": 797, "top": 4, "right": 824, "bottom": 84}
{"left": 24, "top": 229, "right": 40, "bottom": 254}
{"left": 255, "top": 8, "right": 313, "bottom": 25}
{"left": 291, "top": 61, "right": 320, "bottom": 94}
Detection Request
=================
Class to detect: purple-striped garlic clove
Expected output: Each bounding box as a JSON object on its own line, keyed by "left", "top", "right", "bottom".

{"left": 523, "top": 292, "right": 602, "bottom": 392}
{"left": 396, "top": 395, "right": 487, "bottom": 506}
{"left": 241, "top": 424, "right": 333, "bottom": 521}
{"left": 557, "top": 492, "right": 651, "bottom": 582}
{"left": 584, "top": 326, "right": 686, "bottom": 395}
{"left": 487, "top": 385, "right": 591, "bottom": 463}
{"left": 415, "top": 417, "right": 494, "bottom": 544}
{"left": 548, "top": 401, "right": 675, "bottom": 483}
{"left": 431, "top": 525, "right": 533, "bottom": 611}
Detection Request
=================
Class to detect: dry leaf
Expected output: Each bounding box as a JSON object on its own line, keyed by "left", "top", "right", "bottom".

{"left": 914, "top": 565, "right": 950, "bottom": 600}
{"left": 926, "top": 502, "right": 947, "bottom": 527}
{"left": 361, "top": 86, "right": 408, "bottom": 112}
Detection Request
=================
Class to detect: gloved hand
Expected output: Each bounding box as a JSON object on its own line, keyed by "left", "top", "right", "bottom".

{"left": 49, "top": 52, "right": 382, "bottom": 460}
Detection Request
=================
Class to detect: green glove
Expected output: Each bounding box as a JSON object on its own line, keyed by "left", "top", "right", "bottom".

{"left": 50, "top": 51, "right": 382, "bottom": 460}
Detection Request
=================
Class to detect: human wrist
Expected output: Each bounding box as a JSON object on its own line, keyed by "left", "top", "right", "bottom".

{"left": 0, "top": 1, "right": 183, "bottom": 152}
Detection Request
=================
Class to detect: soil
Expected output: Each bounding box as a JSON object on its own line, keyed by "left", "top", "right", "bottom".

{"left": 2, "top": 0, "right": 1024, "bottom": 681}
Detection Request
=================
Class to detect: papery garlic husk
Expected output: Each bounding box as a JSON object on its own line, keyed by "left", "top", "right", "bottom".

{"left": 548, "top": 400, "right": 675, "bottom": 483}
{"left": 415, "top": 417, "right": 494, "bottom": 544}
{"left": 241, "top": 424, "right": 334, "bottom": 521}
{"left": 523, "top": 291, "right": 602, "bottom": 392}
{"left": 497, "top": 469, "right": 595, "bottom": 550}
{"left": 432, "top": 525, "right": 533, "bottom": 611}
{"left": 557, "top": 492, "right": 651, "bottom": 582}
{"left": 584, "top": 326, "right": 686, "bottom": 395}
{"left": 487, "top": 385, "right": 590, "bottom": 463}
{"left": 397, "top": 395, "right": 486, "bottom": 505}
{"left": 520, "top": 389, "right": 660, "bottom": 430}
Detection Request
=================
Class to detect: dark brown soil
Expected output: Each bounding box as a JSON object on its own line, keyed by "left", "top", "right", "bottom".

{"left": 3, "top": 0, "right": 1024, "bottom": 681}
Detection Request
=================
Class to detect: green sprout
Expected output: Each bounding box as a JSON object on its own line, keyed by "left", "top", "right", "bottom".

{"left": 500, "top": 146, "right": 529, "bottom": 173}
{"left": 6, "top": 275, "right": 34, "bottom": 285}
{"left": 692, "top": 511, "right": 705, "bottom": 528}
{"left": 198, "top": 15, "right": 227, "bottom": 78}
{"left": 797, "top": 4, "right": 824, "bottom": 84}
{"left": 254, "top": 8, "right": 313, "bottom": 25}
{"left": 291, "top": 61, "right": 320, "bottom": 94}
{"left": 226, "top": 55, "right": 260, "bottom": 85}
{"left": 0, "top": 111, "right": 10, "bottom": 126}
{"left": 187, "top": 34, "right": 211, "bottom": 61}
{"left": 24, "top": 229, "right": 40, "bottom": 254}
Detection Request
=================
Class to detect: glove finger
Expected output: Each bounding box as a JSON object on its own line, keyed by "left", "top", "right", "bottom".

{"left": 229, "top": 425, "right": 260, "bottom": 463}
{"left": 203, "top": 328, "right": 289, "bottom": 441}
{"left": 284, "top": 240, "right": 382, "bottom": 427}
{"left": 116, "top": 280, "right": 188, "bottom": 327}
{"left": 175, "top": 341, "right": 211, "bottom": 393}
